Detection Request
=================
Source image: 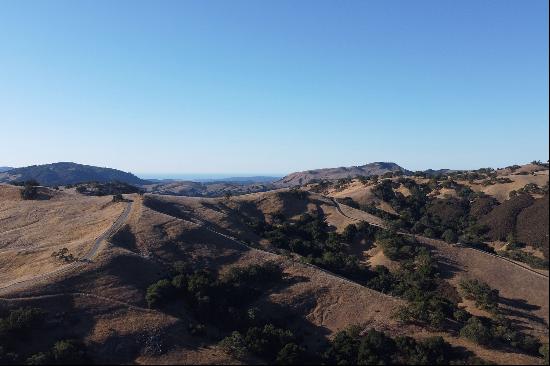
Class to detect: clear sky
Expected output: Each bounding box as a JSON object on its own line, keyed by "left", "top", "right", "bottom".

{"left": 1, "top": 0, "right": 548, "bottom": 176}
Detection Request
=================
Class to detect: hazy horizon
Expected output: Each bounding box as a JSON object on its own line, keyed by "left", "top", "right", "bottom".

{"left": 1, "top": 0, "right": 548, "bottom": 173}
{"left": 2, "top": 158, "right": 549, "bottom": 179}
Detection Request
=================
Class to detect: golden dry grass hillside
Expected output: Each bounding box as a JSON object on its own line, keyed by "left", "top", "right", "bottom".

{"left": 1, "top": 184, "right": 548, "bottom": 364}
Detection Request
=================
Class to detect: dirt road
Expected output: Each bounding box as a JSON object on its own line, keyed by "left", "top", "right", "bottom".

{"left": 0, "top": 201, "right": 133, "bottom": 295}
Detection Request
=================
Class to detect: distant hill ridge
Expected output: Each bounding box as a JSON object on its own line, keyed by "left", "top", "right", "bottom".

{"left": 0, "top": 167, "right": 13, "bottom": 173}
{"left": 276, "top": 162, "right": 411, "bottom": 187}
{"left": 0, "top": 162, "right": 148, "bottom": 187}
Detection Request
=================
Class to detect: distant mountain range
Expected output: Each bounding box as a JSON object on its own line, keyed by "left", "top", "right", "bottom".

{"left": 0, "top": 162, "right": 148, "bottom": 186}
{"left": 276, "top": 162, "right": 412, "bottom": 186}
{"left": 0, "top": 161, "right": 496, "bottom": 189}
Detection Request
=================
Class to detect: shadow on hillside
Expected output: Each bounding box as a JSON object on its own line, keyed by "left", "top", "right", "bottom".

{"left": 434, "top": 254, "right": 462, "bottom": 279}
{"left": 133, "top": 269, "right": 331, "bottom": 362}
{"left": 1, "top": 294, "right": 97, "bottom": 362}
{"left": 499, "top": 296, "right": 541, "bottom": 311}
{"left": 230, "top": 200, "right": 267, "bottom": 223}
{"left": 498, "top": 296, "right": 546, "bottom": 328}
{"left": 110, "top": 224, "right": 139, "bottom": 253}
{"left": 143, "top": 196, "right": 194, "bottom": 222}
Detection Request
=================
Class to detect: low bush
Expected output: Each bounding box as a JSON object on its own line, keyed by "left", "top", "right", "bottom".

{"left": 459, "top": 279, "right": 499, "bottom": 312}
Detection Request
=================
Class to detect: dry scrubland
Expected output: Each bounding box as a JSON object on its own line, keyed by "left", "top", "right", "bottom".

{"left": 0, "top": 185, "right": 125, "bottom": 289}
{"left": 0, "top": 165, "right": 548, "bottom": 364}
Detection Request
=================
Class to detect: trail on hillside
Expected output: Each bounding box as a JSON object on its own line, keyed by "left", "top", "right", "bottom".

{"left": 0, "top": 201, "right": 133, "bottom": 295}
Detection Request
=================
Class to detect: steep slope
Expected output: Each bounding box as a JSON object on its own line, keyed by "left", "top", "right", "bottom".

{"left": 516, "top": 195, "right": 549, "bottom": 258}
{"left": 480, "top": 194, "right": 535, "bottom": 242}
{"left": 0, "top": 162, "right": 148, "bottom": 186}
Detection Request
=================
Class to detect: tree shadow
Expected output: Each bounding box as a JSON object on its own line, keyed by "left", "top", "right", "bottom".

{"left": 499, "top": 296, "right": 541, "bottom": 312}
{"left": 433, "top": 254, "right": 462, "bottom": 279}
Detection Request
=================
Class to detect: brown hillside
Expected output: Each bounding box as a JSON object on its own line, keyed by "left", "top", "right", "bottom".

{"left": 480, "top": 194, "right": 535, "bottom": 241}
{"left": 516, "top": 195, "right": 549, "bottom": 258}
{"left": 470, "top": 196, "right": 499, "bottom": 219}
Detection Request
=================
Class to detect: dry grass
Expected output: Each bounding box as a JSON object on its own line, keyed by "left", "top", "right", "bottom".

{"left": 0, "top": 185, "right": 548, "bottom": 364}
{"left": 0, "top": 185, "right": 125, "bottom": 287}
{"left": 464, "top": 174, "right": 548, "bottom": 202}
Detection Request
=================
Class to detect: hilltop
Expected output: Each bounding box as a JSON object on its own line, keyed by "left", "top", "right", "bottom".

{"left": 0, "top": 162, "right": 149, "bottom": 187}
{"left": 276, "top": 162, "right": 411, "bottom": 187}
{"left": 0, "top": 167, "right": 13, "bottom": 173}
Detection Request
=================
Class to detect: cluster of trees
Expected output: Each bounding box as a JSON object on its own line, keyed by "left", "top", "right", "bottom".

{"left": 146, "top": 262, "right": 313, "bottom": 364}
{"left": 510, "top": 182, "right": 549, "bottom": 197}
{"left": 480, "top": 177, "right": 513, "bottom": 186}
{"left": 498, "top": 249, "right": 549, "bottom": 269}
{"left": 366, "top": 178, "right": 498, "bottom": 250}
{"left": 459, "top": 315, "right": 541, "bottom": 355}
{"left": 334, "top": 177, "right": 353, "bottom": 190}
{"left": 246, "top": 213, "right": 375, "bottom": 282}
{"left": 24, "top": 340, "right": 88, "bottom": 365}
{"left": 368, "top": 234, "right": 543, "bottom": 358}
{"left": 72, "top": 181, "right": 143, "bottom": 196}
{"left": 456, "top": 279, "right": 543, "bottom": 355}
{"left": 219, "top": 324, "right": 305, "bottom": 364}
{"left": 367, "top": 233, "right": 458, "bottom": 329}
{"left": 51, "top": 248, "right": 77, "bottom": 263}
{"left": 146, "top": 262, "right": 284, "bottom": 329}
{"left": 376, "top": 230, "right": 420, "bottom": 261}
{"left": 458, "top": 279, "right": 499, "bottom": 312}
{"left": 0, "top": 307, "right": 87, "bottom": 364}
{"left": 323, "top": 325, "right": 480, "bottom": 365}
{"left": 16, "top": 180, "right": 40, "bottom": 200}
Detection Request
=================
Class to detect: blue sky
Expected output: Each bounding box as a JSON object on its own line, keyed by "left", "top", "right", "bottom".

{"left": 0, "top": 0, "right": 548, "bottom": 176}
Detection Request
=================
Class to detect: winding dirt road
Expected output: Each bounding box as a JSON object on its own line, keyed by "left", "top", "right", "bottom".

{"left": 0, "top": 200, "right": 133, "bottom": 295}
{"left": 332, "top": 198, "right": 549, "bottom": 279}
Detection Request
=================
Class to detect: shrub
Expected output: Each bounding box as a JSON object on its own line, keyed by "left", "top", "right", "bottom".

{"left": 112, "top": 193, "right": 125, "bottom": 202}
{"left": 442, "top": 229, "right": 458, "bottom": 244}
{"left": 244, "top": 324, "right": 295, "bottom": 360}
{"left": 357, "top": 329, "right": 396, "bottom": 364}
{"left": 459, "top": 279, "right": 499, "bottom": 312}
{"left": 51, "top": 339, "right": 87, "bottom": 364}
{"left": 26, "top": 352, "right": 49, "bottom": 365}
{"left": 276, "top": 343, "right": 304, "bottom": 365}
{"left": 323, "top": 326, "right": 362, "bottom": 364}
{"left": 453, "top": 308, "right": 471, "bottom": 323}
{"left": 21, "top": 183, "right": 39, "bottom": 200}
{"left": 376, "top": 231, "right": 419, "bottom": 261}
{"left": 460, "top": 317, "right": 492, "bottom": 345}
{"left": 219, "top": 331, "right": 247, "bottom": 359}
{"left": 145, "top": 279, "right": 175, "bottom": 308}
{"left": 0, "top": 307, "right": 45, "bottom": 341}
{"left": 498, "top": 250, "right": 549, "bottom": 270}
{"left": 325, "top": 326, "right": 455, "bottom": 365}
{"left": 342, "top": 224, "right": 358, "bottom": 243}
{"left": 540, "top": 343, "right": 549, "bottom": 364}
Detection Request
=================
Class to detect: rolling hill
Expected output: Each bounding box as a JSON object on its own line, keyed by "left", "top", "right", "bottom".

{"left": 0, "top": 161, "right": 548, "bottom": 365}
{"left": 276, "top": 162, "right": 411, "bottom": 187}
{"left": 0, "top": 162, "right": 149, "bottom": 187}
